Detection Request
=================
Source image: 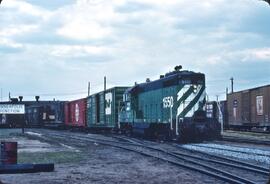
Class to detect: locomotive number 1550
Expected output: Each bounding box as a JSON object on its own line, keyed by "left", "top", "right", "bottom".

{"left": 163, "top": 96, "right": 174, "bottom": 108}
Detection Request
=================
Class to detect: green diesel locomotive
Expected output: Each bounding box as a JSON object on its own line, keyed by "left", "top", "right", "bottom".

{"left": 120, "top": 66, "right": 221, "bottom": 142}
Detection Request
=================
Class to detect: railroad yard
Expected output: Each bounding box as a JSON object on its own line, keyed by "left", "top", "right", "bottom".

{"left": 0, "top": 128, "right": 269, "bottom": 184}
{"left": 1, "top": 0, "right": 270, "bottom": 183}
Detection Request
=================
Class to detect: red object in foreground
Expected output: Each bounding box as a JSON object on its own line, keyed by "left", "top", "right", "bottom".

{"left": 1, "top": 142, "right": 17, "bottom": 164}
{"left": 64, "top": 98, "right": 87, "bottom": 128}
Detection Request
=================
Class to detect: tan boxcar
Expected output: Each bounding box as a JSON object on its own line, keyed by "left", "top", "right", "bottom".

{"left": 227, "top": 85, "right": 270, "bottom": 131}
{"left": 250, "top": 85, "right": 270, "bottom": 126}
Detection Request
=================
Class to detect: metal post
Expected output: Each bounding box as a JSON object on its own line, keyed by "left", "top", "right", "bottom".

{"left": 175, "top": 115, "right": 179, "bottom": 136}
{"left": 22, "top": 105, "right": 25, "bottom": 134}
{"left": 104, "top": 76, "right": 106, "bottom": 91}
{"left": 117, "top": 101, "right": 121, "bottom": 130}
{"left": 103, "top": 77, "right": 106, "bottom": 125}
{"left": 88, "top": 82, "right": 90, "bottom": 96}
{"left": 170, "top": 105, "right": 173, "bottom": 131}
{"left": 230, "top": 77, "right": 234, "bottom": 93}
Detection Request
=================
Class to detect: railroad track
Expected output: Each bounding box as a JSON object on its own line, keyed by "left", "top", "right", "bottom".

{"left": 181, "top": 143, "right": 270, "bottom": 157}
{"left": 176, "top": 145, "right": 269, "bottom": 169}
{"left": 222, "top": 136, "right": 270, "bottom": 146}
{"left": 26, "top": 129, "right": 269, "bottom": 184}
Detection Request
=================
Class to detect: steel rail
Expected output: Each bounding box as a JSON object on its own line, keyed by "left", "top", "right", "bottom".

{"left": 222, "top": 136, "right": 270, "bottom": 146}
{"left": 184, "top": 144, "right": 270, "bottom": 157}
{"left": 175, "top": 145, "right": 270, "bottom": 172}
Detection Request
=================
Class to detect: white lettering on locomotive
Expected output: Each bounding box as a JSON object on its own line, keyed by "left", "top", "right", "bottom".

{"left": 163, "top": 96, "right": 174, "bottom": 108}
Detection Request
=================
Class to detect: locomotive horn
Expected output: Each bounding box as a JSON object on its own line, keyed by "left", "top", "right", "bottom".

{"left": 174, "top": 65, "right": 182, "bottom": 71}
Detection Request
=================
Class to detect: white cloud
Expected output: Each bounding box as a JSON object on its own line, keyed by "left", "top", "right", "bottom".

{"left": 57, "top": 20, "right": 111, "bottom": 40}
{"left": 55, "top": 0, "right": 122, "bottom": 41}
{"left": 0, "top": 25, "right": 38, "bottom": 37}
{"left": 241, "top": 48, "right": 270, "bottom": 61}
{"left": 0, "top": 38, "right": 23, "bottom": 48}
{"left": 250, "top": 48, "right": 270, "bottom": 60}
{"left": 49, "top": 45, "right": 109, "bottom": 57}
{"left": 3, "top": 0, "right": 50, "bottom": 18}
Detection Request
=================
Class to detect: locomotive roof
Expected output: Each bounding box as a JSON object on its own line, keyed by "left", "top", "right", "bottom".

{"left": 128, "top": 70, "right": 205, "bottom": 94}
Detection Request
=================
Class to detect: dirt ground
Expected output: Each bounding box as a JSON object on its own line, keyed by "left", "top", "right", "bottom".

{"left": 0, "top": 129, "right": 226, "bottom": 184}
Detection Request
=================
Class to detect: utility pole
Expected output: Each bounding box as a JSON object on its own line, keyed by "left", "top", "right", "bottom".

{"left": 104, "top": 76, "right": 107, "bottom": 124}
{"left": 226, "top": 87, "right": 228, "bottom": 101}
{"left": 88, "top": 82, "right": 90, "bottom": 96}
{"left": 8, "top": 92, "right": 11, "bottom": 101}
{"left": 1, "top": 88, "right": 2, "bottom": 102}
{"left": 104, "top": 76, "right": 106, "bottom": 91}
{"left": 230, "top": 77, "right": 234, "bottom": 93}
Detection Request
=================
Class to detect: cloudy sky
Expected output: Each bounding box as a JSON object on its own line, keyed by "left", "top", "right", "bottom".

{"left": 0, "top": 0, "right": 269, "bottom": 101}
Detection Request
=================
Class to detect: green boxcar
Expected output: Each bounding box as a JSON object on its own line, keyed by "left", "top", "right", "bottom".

{"left": 87, "top": 87, "right": 129, "bottom": 129}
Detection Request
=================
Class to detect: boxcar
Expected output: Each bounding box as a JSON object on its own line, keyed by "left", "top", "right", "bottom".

{"left": 87, "top": 87, "right": 130, "bottom": 130}
{"left": 0, "top": 100, "right": 65, "bottom": 128}
{"left": 25, "top": 101, "right": 65, "bottom": 127}
{"left": 227, "top": 85, "right": 270, "bottom": 131}
{"left": 64, "top": 98, "right": 87, "bottom": 128}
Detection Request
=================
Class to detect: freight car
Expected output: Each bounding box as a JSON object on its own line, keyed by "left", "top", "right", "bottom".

{"left": 0, "top": 98, "right": 65, "bottom": 128}
{"left": 227, "top": 85, "right": 270, "bottom": 132}
{"left": 25, "top": 101, "right": 65, "bottom": 128}
{"left": 64, "top": 98, "right": 87, "bottom": 128}
{"left": 119, "top": 66, "right": 221, "bottom": 142}
{"left": 87, "top": 87, "right": 129, "bottom": 131}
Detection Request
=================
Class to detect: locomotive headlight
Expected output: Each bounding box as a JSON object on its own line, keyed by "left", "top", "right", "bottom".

{"left": 193, "top": 85, "right": 198, "bottom": 93}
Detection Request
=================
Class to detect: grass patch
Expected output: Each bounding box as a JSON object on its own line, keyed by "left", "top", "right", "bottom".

{"left": 18, "top": 151, "right": 85, "bottom": 164}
